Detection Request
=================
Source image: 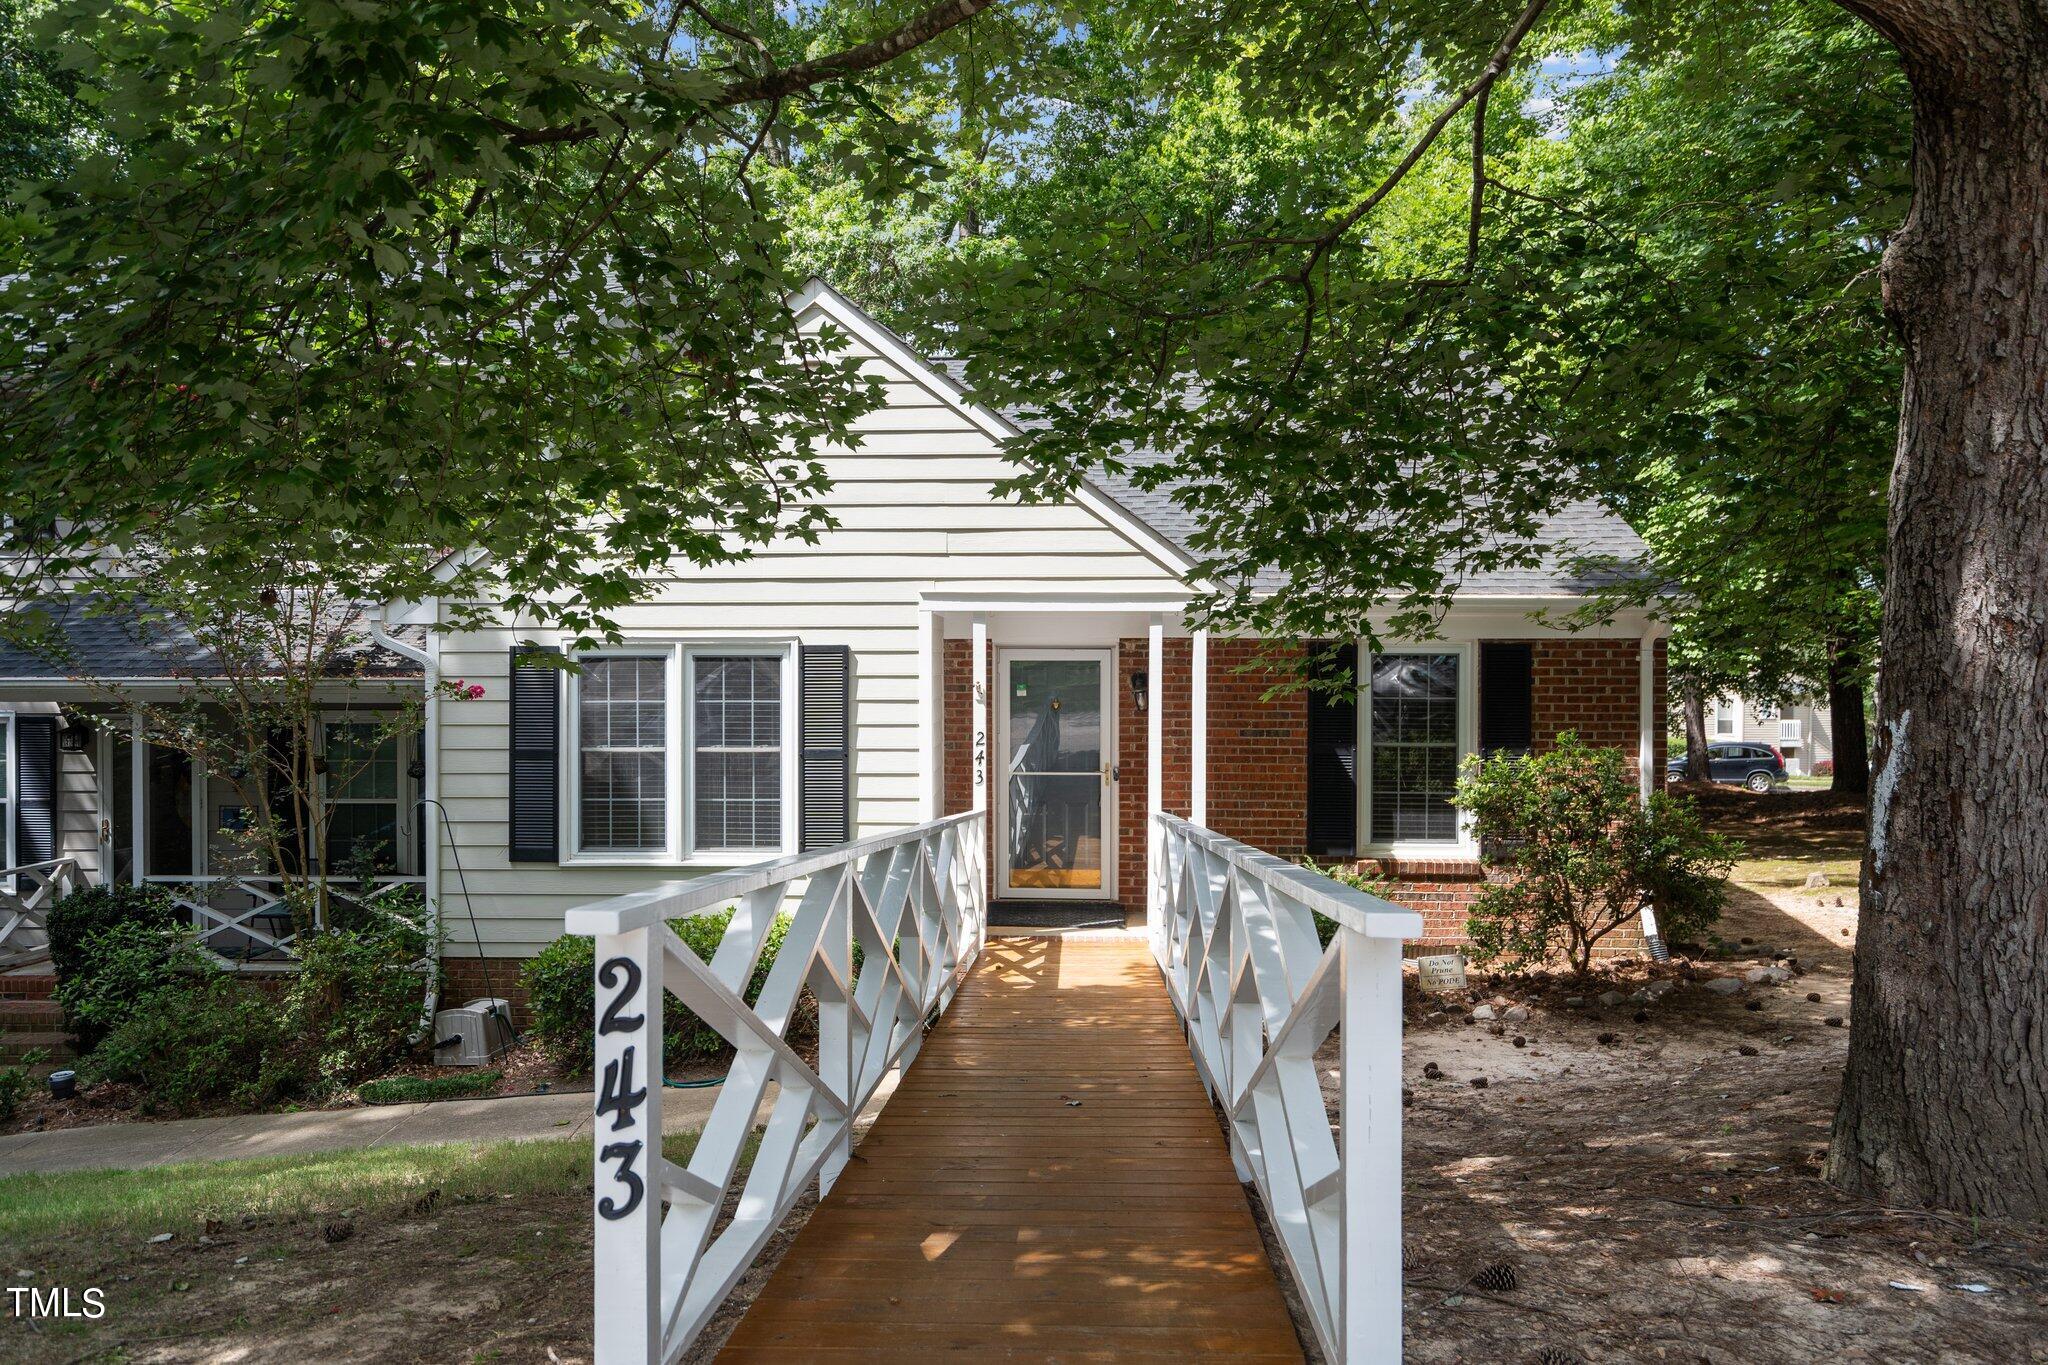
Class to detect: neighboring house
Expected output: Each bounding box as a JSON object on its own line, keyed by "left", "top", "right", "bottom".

{"left": 1706, "top": 693, "right": 1835, "bottom": 775}
{"left": 2, "top": 281, "right": 1669, "bottom": 997}
{"left": 0, "top": 607, "right": 426, "bottom": 971}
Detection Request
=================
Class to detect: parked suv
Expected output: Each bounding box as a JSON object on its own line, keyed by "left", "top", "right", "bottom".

{"left": 1667, "top": 742, "right": 1786, "bottom": 792}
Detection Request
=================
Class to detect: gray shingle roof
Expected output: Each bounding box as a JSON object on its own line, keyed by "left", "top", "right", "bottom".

{"left": 0, "top": 598, "right": 425, "bottom": 683}
{"left": 928, "top": 359, "right": 1649, "bottom": 596}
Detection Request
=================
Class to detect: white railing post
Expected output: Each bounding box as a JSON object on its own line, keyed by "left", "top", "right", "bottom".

{"left": 1340, "top": 926, "right": 1405, "bottom": 1362}
{"left": 592, "top": 926, "right": 664, "bottom": 1365}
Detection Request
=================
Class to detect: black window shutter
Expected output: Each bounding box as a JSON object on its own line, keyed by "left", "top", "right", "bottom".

{"left": 1479, "top": 642, "right": 1535, "bottom": 757}
{"left": 15, "top": 715, "right": 59, "bottom": 865}
{"left": 799, "top": 644, "right": 852, "bottom": 851}
{"left": 508, "top": 646, "right": 561, "bottom": 863}
{"left": 1304, "top": 643, "right": 1358, "bottom": 858}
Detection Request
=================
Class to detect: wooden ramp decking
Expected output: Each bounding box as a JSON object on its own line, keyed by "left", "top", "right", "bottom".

{"left": 717, "top": 933, "right": 1306, "bottom": 1362}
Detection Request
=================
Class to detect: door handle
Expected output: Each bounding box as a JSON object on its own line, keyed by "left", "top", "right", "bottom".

{"left": 1108, "top": 764, "right": 1120, "bottom": 783}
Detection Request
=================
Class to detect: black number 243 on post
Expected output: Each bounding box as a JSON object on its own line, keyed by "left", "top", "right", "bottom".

{"left": 596, "top": 954, "right": 649, "bottom": 1221}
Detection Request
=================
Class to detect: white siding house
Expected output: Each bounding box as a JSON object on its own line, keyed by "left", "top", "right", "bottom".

{"left": 420, "top": 281, "right": 1196, "bottom": 957}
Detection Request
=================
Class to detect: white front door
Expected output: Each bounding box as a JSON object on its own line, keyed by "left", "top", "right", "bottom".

{"left": 996, "top": 650, "right": 1115, "bottom": 900}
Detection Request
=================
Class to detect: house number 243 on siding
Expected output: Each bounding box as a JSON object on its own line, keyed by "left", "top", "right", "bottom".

{"left": 595, "top": 955, "right": 650, "bottom": 1220}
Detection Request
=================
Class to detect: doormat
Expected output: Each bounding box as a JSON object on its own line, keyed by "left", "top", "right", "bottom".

{"left": 987, "top": 902, "right": 1130, "bottom": 931}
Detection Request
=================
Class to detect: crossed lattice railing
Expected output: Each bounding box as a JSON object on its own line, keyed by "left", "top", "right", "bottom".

{"left": 567, "top": 809, "right": 988, "bottom": 1364}
{"left": 1151, "top": 811, "right": 1423, "bottom": 1363}
{"left": 145, "top": 875, "right": 429, "bottom": 968}
{"left": 0, "top": 858, "right": 82, "bottom": 970}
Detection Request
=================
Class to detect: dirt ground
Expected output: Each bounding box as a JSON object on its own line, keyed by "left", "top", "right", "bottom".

{"left": 8, "top": 789, "right": 2046, "bottom": 1363}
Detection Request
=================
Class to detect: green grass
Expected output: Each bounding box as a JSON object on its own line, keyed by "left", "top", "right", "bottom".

{"left": 1730, "top": 853, "right": 1862, "bottom": 894}
{"left": 1784, "top": 774, "right": 1832, "bottom": 790}
{"left": 357, "top": 1070, "right": 504, "bottom": 1105}
{"left": 0, "top": 1129, "right": 707, "bottom": 1242}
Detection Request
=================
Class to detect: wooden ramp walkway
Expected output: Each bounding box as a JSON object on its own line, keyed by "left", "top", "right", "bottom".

{"left": 718, "top": 933, "right": 1305, "bottom": 1362}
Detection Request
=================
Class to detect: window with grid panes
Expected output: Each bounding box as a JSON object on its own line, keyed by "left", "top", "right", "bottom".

{"left": 691, "top": 655, "right": 783, "bottom": 851}
{"left": 578, "top": 656, "right": 669, "bottom": 851}
{"left": 1368, "top": 652, "right": 1461, "bottom": 843}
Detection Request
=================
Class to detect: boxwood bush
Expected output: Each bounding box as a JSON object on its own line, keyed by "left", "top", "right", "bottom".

{"left": 521, "top": 909, "right": 809, "bottom": 1071}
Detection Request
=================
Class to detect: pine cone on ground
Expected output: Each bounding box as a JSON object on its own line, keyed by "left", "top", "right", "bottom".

{"left": 1469, "top": 1260, "right": 1518, "bottom": 1292}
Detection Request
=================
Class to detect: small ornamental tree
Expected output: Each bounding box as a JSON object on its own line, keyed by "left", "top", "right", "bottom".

{"left": 1457, "top": 733, "right": 1735, "bottom": 976}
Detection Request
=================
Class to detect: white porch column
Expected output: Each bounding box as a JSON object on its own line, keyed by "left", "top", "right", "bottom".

{"left": 1638, "top": 631, "right": 1656, "bottom": 806}
{"left": 970, "top": 615, "right": 988, "bottom": 814}
{"left": 1191, "top": 629, "right": 1208, "bottom": 827}
{"left": 129, "top": 713, "right": 144, "bottom": 887}
{"left": 916, "top": 606, "right": 939, "bottom": 822}
{"left": 1147, "top": 616, "right": 1163, "bottom": 926}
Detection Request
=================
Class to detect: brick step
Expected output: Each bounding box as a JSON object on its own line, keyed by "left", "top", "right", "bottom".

{"left": 0, "top": 974, "right": 57, "bottom": 1000}
{"left": 0, "top": 1030, "right": 73, "bottom": 1064}
{"left": 0, "top": 999, "right": 64, "bottom": 1027}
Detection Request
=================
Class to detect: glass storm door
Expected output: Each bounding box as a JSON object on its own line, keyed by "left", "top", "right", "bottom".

{"left": 999, "top": 652, "right": 1113, "bottom": 899}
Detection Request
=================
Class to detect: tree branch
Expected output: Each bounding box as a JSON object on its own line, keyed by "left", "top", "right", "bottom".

{"left": 712, "top": 0, "right": 998, "bottom": 107}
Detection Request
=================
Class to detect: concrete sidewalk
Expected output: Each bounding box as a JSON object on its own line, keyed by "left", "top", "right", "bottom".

{"left": 0, "top": 1082, "right": 749, "bottom": 1176}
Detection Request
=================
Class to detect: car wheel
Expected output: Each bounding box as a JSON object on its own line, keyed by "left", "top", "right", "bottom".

{"left": 1744, "top": 770, "right": 1772, "bottom": 793}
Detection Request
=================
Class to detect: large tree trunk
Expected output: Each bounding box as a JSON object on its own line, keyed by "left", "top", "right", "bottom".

{"left": 1681, "top": 689, "right": 1710, "bottom": 782}
{"left": 1827, "top": 2, "right": 2048, "bottom": 1218}
{"left": 1825, "top": 640, "right": 1870, "bottom": 797}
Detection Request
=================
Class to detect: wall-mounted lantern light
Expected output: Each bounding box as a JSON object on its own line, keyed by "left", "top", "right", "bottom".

{"left": 58, "top": 716, "right": 93, "bottom": 753}
{"left": 1130, "top": 670, "right": 1149, "bottom": 715}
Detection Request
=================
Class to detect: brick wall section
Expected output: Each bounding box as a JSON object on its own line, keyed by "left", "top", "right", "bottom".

{"left": 1115, "top": 638, "right": 1192, "bottom": 912}
{"left": 940, "top": 639, "right": 997, "bottom": 901}
{"left": 1525, "top": 636, "right": 1666, "bottom": 790}
{"left": 1198, "top": 640, "right": 1308, "bottom": 858}
{"left": 440, "top": 956, "right": 532, "bottom": 1024}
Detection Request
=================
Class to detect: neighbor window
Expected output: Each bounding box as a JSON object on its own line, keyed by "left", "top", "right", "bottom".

{"left": 1367, "top": 651, "right": 1463, "bottom": 845}
{"left": 577, "top": 655, "right": 670, "bottom": 852}
{"left": 324, "top": 720, "right": 402, "bottom": 872}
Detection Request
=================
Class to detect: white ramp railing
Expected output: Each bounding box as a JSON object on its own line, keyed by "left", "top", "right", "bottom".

{"left": 567, "top": 810, "right": 988, "bottom": 1365}
{"left": 1151, "top": 812, "right": 1422, "bottom": 1363}
{"left": 0, "top": 858, "right": 81, "bottom": 970}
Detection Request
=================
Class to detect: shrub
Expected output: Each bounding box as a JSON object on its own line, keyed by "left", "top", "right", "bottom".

{"left": 285, "top": 915, "right": 437, "bottom": 1091}
{"left": 84, "top": 977, "right": 307, "bottom": 1112}
{"left": 1814, "top": 759, "right": 1835, "bottom": 777}
{"left": 49, "top": 883, "right": 184, "bottom": 1047}
{"left": 522, "top": 909, "right": 803, "bottom": 1070}
{"left": 53, "top": 919, "right": 213, "bottom": 1051}
{"left": 1457, "top": 732, "right": 1737, "bottom": 975}
{"left": 0, "top": 1048, "right": 48, "bottom": 1122}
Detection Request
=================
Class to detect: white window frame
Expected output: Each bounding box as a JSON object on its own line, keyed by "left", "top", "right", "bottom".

{"left": 563, "top": 640, "right": 799, "bottom": 867}
{"left": 1356, "top": 641, "right": 1477, "bottom": 860}
{"left": 1711, "top": 697, "right": 1742, "bottom": 739}
{"left": 683, "top": 645, "right": 800, "bottom": 863}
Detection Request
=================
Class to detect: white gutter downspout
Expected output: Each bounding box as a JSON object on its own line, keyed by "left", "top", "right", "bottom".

{"left": 371, "top": 611, "right": 441, "bottom": 1026}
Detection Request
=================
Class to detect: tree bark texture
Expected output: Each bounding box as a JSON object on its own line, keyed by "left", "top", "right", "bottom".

{"left": 1682, "top": 689, "right": 1710, "bottom": 782}
{"left": 1826, "top": 642, "right": 1871, "bottom": 796}
{"left": 1827, "top": 0, "right": 2048, "bottom": 1218}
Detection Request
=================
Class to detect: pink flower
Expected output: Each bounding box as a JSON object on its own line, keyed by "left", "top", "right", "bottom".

{"left": 465, "top": 683, "right": 485, "bottom": 699}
